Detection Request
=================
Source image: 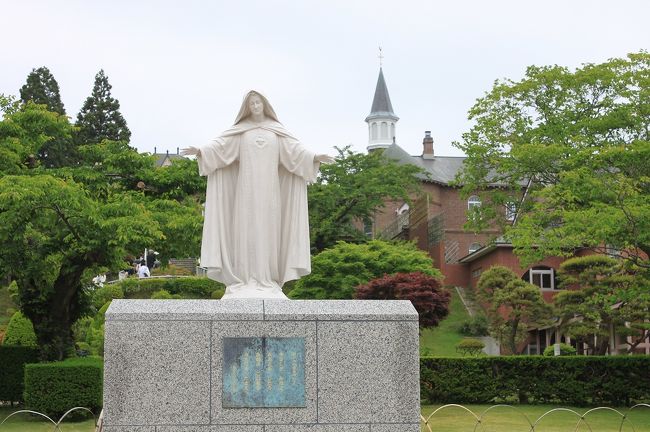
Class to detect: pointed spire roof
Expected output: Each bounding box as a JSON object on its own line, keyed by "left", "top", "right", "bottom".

{"left": 366, "top": 68, "right": 398, "bottom": 122}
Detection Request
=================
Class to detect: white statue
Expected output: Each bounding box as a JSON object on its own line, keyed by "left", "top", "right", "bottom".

{"left": 182, "top": 91, "right": 333, "bottom": 299}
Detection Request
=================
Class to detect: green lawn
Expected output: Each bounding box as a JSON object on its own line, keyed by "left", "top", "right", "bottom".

{"left": 421, "top": 404, "right": 650, "bottom": 432}
{"left": 420, "top": 288, "right": 471, "bottom": 357}
{"left": 0, "top": 407, "right": 96, "bottom": 432}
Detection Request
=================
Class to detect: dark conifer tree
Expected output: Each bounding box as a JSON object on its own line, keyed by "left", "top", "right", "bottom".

{"left": 76, "top": 69, "right": 131, "bottom": 144}
{"left": 19, "top": 67, "right": 66, "bottom": 115}
{"left": 19, "top": 67, "right": 77, "bottom": 167}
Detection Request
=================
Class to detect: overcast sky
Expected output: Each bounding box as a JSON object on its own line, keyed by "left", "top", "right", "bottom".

{"left": 2, "top": 0, "right": 648, "bottom": 158}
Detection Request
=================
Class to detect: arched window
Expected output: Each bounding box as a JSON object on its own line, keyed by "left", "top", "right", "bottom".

{"left": 468, "top": 195, "right": 481, "bottom": 210}
{"left": 371, "top": 123, "right": 378, "bottom": 140}
{"left": 468, "top": 243, "right": 482, "bottom": 254}
{"left": 381, "top": 122, "right": 388, "bottom": 139}
{"left": 522, "top": 266, "right": 557, "bottom": 290}
{"left": 390, "top": 123, "right": 395, "bottom": 141}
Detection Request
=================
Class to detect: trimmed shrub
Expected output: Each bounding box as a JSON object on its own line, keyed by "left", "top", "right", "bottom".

{"left": 91, "top": 284, "right": 124, "bottom": 309}
{"left": 0, "top": 345, "right": 39, "bottom": 402}
{"left": 3, "top": 311, "right": 37, "bottom": 347}
{"left": 117, "top": 277, "right": 223, "bottom": 299}
{"left": 459, "top": 314, "right": 489, "bottom": 337}
{"left": 543, "top": 343, "right": 577, "bottom": 356}
{"left": 420, "top": 356, "right": 650, "bottom": 406}
{"left": 151, "top": 289, "right": 180, "bottom": 299}
{"left": 355, "top": 272, "right": 450, "bottom": 328}
{"left": 456, "top": 338, "right": 485, "bottom": 356}
{"left": 24, "top": 357, "right": 103, "bottom": 417}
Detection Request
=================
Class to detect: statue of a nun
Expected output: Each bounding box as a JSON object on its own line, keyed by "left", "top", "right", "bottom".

{"left": 182, "top": 91, "right": 333, "bottom": 299}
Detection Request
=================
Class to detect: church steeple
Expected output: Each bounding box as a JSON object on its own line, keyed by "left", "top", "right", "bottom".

{"left": 366, "top": 67, "right": 399, "bottom": 151}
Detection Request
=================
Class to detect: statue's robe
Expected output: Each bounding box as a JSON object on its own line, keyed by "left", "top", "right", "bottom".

{"left": 197, "top": 120, "right": 319, "bottom": 299}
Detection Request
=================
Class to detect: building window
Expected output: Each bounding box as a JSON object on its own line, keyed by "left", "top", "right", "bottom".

{"left": 505, "top": 202, "right": 517, "bottom": 221}
{"left": 471, "top": 267, "right": 482, "bottom": 279}
{"left": 371, "top": 123, "right": 378, "bottom": 140}
{"left": 524, "top": 266, "right": 556, "bottom": 290}
{"left": 390, "top": 123, "right": 395, "bottom": 141}
{"left": 468, "top": 242, "right": 482, "bottom": 254}
{"left": 468, "top": 195, "right": 481, "bottom": 211}
{"left": 380, "top": 122, "right": 388, "bottom": 139}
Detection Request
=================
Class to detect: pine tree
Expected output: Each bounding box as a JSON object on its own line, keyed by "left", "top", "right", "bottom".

{"left": 76, "top": 70, "right": 131, "bottom": 144}
{"left": 19, "top": 67, "right": 66, "bottom": 115}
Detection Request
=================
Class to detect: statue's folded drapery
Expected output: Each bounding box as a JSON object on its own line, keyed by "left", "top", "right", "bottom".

{"left": 197, "top": 119, "right": 319, "bottom": 299}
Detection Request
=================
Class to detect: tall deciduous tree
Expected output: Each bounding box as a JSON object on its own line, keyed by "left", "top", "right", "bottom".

{"left": 477, "top": 266, "right": 552, "bottom": 354}
{"left": 0, "top": 107, "right": 202, "bottom": 360}
{"left": 19, "top": 67, "right": 66, "bottom": 115}
{"left": 76, "top": 69, "right": 131, "bottom": 144}
{"left": 455, "top": 52, "right": 650, "bottom": 272}
{"left": 308, "top": 146, "right": 423, "bottom": 252}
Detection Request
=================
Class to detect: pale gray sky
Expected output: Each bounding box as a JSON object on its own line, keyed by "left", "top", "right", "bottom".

{"left": 2, "top": 0, "right": 648, "bottom": 157}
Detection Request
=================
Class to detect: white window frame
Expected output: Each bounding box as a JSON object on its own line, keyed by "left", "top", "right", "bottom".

{"left": 468, "top": 195, "right": 481, "bottom": 211}
{"left": 505, "top": 202, "right": 517, "bottom": 221}
{"left": 468, "top": 242, "right": 482, "bottom": 254}
{"left": 529, "top": 267, "right": 555, "bottom": 290}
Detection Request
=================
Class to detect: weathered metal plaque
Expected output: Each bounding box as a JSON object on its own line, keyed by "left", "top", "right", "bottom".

{"left": 222, "top": 337, "right": 305, "bottom": 408}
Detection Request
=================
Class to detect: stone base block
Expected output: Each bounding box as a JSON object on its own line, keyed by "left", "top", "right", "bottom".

{"left": 103, "top": 299, "right": 420, "bottom": 432}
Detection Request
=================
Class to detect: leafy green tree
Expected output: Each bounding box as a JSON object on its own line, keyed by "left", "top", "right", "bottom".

{"left": 477, "top": 266, "right": 552, "bottom": 354}
{"left": 0, "top": 93, "right": 20, "bottom": 117}
{"left": 455, "top": 52, "right": 650, "bottom": 272}
{"left": 76, "top": 69, "right": 131, "bottom": 144}
{"left": 556, "top": 255, "right": 650, "bottom": 355}
{"left": 0, "top": 175, "right": 163, "bottom": 360}
{"left": 308, "top": 146, "right": 423, "bottom": 252}
{"left": 19, "top": 67, "right": 66, "bottom": 115}
{"left": 289, "top": 240, "right": 440, "bottom": 299}
{"left": 0, "top": 103, "right": 73, "bottom": 173}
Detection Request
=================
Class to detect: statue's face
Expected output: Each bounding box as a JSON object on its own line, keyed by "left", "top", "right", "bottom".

{"left": 249, "top": 94, "right": 264, "bottom": 116}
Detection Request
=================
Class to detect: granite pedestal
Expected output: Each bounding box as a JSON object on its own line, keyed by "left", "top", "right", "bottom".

{"left": 103, "top": 299, "right": 420, "bottom": 432}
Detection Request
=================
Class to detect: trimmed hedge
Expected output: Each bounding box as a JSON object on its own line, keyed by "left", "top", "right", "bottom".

{"left": 421, "top": 356, "right": 650, "bottom": 406}
{"left": 0, "top": 345, "right": 39, "bottom": 403}
{"left": 116, "top": 276, "right": 224, "bottom": 299}
{"left": 24, "top": 357, "right": 103, "bottom": 417}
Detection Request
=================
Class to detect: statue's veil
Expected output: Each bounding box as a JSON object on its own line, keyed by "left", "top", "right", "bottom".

{"left": 233, "top": 90, "right": 280, "bottom": 125}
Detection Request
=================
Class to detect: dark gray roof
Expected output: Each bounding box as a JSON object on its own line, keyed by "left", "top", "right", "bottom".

{"left": 366, "top": 68, "right": 398, "bottom": 120}
{"left": 382, "top": 143, "right": 466, "bottom": 185}
{"left": 154, "top": 152, "right": 185, "bottom": 167}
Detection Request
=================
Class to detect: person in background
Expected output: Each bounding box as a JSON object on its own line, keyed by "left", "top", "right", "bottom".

{"left": 138, "top": 262, "right": 150, "bottom": 278}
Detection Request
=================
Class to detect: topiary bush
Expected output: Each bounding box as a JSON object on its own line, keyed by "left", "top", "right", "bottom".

{"left": 355, "top": 272, "right": 450, "bottom": 328}
{"left": 290, "top": 240, "right": 441, "bottom": 299}
{"left": 543, "top": 343, "right": 577, "bottom": 356}
{"left": 151, "top": 289, "right": 180, "bottom": 299}
{"left": 455, "top": 338, "right": 485, "bottom": 356}
{"left": 3, "top": 311, "right": 37, "bottom": 347}
{"left": 24, "top": 356, "right": 103, "bottom": 417}
{"left": 420, "top": 356, "right": 650, "bottom": 406}
{"left": 0, "top": 345, "right": 39, "bottom": 403}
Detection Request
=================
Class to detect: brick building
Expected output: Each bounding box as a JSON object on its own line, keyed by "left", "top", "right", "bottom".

{"left": 363, "top": 67, "right": 649, "bottom": 355}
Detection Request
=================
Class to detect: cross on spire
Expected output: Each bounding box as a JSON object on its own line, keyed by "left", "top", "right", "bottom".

{"left": 378, "top": 46, "right": 384, "bottom": 68}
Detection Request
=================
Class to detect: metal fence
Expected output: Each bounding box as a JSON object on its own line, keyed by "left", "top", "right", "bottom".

{"left": 421, "top": 403, "right": 650, "bottom": 432}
